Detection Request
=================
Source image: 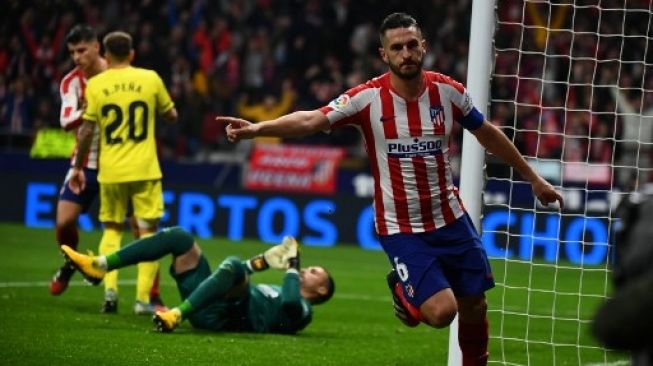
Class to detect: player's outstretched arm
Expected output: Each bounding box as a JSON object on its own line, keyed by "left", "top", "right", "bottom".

{"left": 218, "top": 110, "right": 329, "bottom": 143}
{"left": 472, "top": 120, "right": 564, "bottom": 208}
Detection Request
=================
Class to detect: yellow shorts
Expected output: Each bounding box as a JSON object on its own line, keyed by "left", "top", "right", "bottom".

{"left": 99, "top": 180, "right": 164, "bottom": 223}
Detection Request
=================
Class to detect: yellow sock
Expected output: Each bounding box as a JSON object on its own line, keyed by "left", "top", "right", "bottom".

{"left": 136, "top": 232, "right": 159, "bottom": 303}
{"left": 99, "top": 227, "right": 123, "bottom": 294}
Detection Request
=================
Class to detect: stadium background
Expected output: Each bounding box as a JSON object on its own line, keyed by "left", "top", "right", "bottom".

{"left": 0, "top": 1, "right": 645, "bottom": 364}
{"left": 1, "top": 0, "right": 632, "bottom": 262}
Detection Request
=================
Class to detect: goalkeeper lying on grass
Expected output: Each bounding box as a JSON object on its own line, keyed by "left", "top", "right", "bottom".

{"left": 61, "top": 227, "right": 335, "bottom": 333}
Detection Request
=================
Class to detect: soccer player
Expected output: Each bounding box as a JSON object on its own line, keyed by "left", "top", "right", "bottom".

{"left": 50, "top": 25, "right": 164, "bottom": 307}
{"left": 68, "top": 31, "right": 178, "bottom": 315}
{"left": 60, "top": 228, "right": 335, "bottom": 334}
{"left": 218, "top": 13, "right": 564, "bottom": 365}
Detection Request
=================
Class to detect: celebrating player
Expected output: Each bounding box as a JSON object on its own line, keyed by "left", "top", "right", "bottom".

{"left": 68, "top": 31, "right": 177, "bottom": 314}
{"left": 218, "top": 12, "right": 563, "bottom": 365}
{"left": 50, "top": 25, "right": 164, "bottom": 309}
{"left": 61, "top": 228, "right": 334, "bottom": 334}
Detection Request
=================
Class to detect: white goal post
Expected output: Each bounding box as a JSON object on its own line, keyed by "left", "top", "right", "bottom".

{"left": 453, "top": 0, "right": 652, "bottom": 365}
{"left": 449, "top": 0, "right": 496, "bottom": 365}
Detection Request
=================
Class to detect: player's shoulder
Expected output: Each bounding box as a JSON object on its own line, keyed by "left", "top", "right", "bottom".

{"left": 425, "top": 71, "right": 465, "bottom": 92}
{"left": 85, "top": 70, "right": 106, "bottom": 89}
{"left": 130, "top": 67, "right": 161, "bottom": 80}
{"left": 368, "top": 72, "right": 391, "bottom": 89}
{"left": 342, "top": 73, "right": 387, "bottom": 98}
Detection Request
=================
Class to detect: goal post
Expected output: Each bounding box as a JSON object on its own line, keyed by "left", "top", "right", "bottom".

{"left": 449, "top": 0, "right": 496, "bottom": 365}
{"left": 455, "top": 0, "right": 652, "bottom": 365}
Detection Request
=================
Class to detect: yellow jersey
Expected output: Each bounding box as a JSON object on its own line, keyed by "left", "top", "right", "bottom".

{"left": 83, "top": 67, "right": 174, "bottom": 183}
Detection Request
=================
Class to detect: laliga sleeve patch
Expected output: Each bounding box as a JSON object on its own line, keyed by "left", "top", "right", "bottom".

{"left": 329, "top": 94, "right": 350, "bottom": 111}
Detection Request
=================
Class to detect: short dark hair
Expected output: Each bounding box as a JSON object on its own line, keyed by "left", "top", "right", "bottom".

{"left": 379, "top": 12, "right": 421, "bottom": 41}
{"left": 312, "top": 270, "right": 335, "bottom": 305}
{"left": 103, "top": 31, "right": 132, "bottom": 60}
{"left": 65, "top": 25, "right": 97, "bottom": 44}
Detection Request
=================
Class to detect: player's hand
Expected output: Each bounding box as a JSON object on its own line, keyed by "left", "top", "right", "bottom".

{"left": 68, "top": 167, "right": 86, "bottom": 194}
{"left": 217, "top": 116, "right": 258, "bottom": 143}
{"left": 281, "top": 236, "right": 300, "bottom": 270}
{"left": 531, "top": 176, "right": 564, "bottom": 209}
{"left": 262, "top": 236, "right": 299, "bottom": 270}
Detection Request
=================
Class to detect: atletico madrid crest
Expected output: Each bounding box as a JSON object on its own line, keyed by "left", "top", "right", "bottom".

{"left": 430, "top": 106, "right": 445, "bottom": 134}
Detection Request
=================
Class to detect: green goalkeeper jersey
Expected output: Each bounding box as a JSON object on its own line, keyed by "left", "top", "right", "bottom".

{"left": 246, "top": 272, "right": 313, "bottom": 333}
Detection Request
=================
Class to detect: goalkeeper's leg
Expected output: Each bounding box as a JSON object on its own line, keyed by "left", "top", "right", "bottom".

{"left": 107, "top": 227, "right": 194, "bottom": 269}
{"left": 179, "top": 257, "right": 248, "bottom": 315}
{"left": 63, "top": 227, "right": 195, "bottom": 278}
{"left": 155, "top": 256, "right": 248, "bottom": 332}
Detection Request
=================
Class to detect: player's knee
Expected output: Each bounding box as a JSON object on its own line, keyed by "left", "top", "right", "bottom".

{"left": 56, "top": 217, "right": 76, "bottom": 230}
{"left": 136, "top": 218, "right": 158, "bottom": 233}
{"left": 424, "top": 309, "right": 457, "bottom": 328}
{"left": 162, "top": 227, "right": 194, "bottom": 254}
{"left": 420, "top": 302, "right": 457, "bottom": 328}
{"left": 219, "top": 256, "right": 246, "bottom": 281}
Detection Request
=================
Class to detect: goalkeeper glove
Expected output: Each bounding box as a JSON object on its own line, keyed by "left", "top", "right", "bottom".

{"left": 281, "top": 236, "right": 300, "bottom": 270}
{"left": 248, "top": 236, "right": 298, "bottom": 271}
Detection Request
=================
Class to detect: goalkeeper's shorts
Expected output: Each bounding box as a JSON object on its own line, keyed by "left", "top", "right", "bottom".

{"left": 170, "top": 256, "right": 252, "bottom": 332}
{"left": 378, "top": 213, "right": 495, "bottom": 307}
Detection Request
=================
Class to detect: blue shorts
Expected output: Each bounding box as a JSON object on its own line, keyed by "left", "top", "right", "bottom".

{"left": 58, "top": 168, "right": 99, "bottom": 213}
{"left": 379, "top": 213, "right": 495, "bottom": 307}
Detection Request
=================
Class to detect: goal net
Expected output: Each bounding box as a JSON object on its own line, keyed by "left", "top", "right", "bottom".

{"left": 484, "top": 0, "right": 652, "bottom": 364}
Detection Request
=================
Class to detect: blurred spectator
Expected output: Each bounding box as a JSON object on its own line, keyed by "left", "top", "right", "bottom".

{"left": 1, "top": 77, "right": 34, "bottom": 134}
{"left": 612, "top": 87, "right": 653, "bottom": 187}
{"left": 237, "top": 79, "right": 296, "bottom": 144}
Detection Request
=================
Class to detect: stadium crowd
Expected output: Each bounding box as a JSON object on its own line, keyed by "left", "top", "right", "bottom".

{"left": 1, "top": 0, "right": 651, "bottom": 187}
{"left": 0, "top": 0, "right": 471, "bottom": 159}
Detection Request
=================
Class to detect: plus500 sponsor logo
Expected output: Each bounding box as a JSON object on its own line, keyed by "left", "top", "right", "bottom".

{"left": 387, "top": 137, "right": 443, "bottom": 158}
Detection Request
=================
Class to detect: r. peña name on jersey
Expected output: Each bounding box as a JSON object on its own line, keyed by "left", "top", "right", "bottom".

{"left": 387, "top": 136, "right": 443, "bottom": 159}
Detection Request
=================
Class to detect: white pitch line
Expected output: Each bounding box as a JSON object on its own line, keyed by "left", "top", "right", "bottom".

{"left": 585, "top": 361, "right": 630, "bottom": 366}
{"left": 0, "top": 279, "right": 138, "bottom": 288}
{"left": 0, "top": 280, "right": 390, "bottom": 302}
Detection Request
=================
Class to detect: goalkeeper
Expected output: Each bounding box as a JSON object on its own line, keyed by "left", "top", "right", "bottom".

{"left": 61, "top": 227, "right": 335, "bottom": 334}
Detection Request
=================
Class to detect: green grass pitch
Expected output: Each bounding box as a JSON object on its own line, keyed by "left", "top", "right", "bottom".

{"left": 0, "top": 224, "right": 626, "bottom": 365}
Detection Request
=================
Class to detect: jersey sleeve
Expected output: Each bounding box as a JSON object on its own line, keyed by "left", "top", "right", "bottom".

{"left": 59, "top": 78, "right": 83, "bottom": 130}
{"left": 154, "top": 73, "right": 175, "bottom": 114}
{"left": 279, "top": 270, "right": 312, "bottom": 332}
{"left": 444, "top": 75, "right": 485, "bottom": 131}
{"left": 318, "top": 83, "right": 370, "bottom": 129}
{"left": 81, "top": 80, "right": 98, "bottom": 123}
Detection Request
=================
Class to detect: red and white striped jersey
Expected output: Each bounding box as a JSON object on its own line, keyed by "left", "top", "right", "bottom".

{"left": 319, "top": 71, "right": 485, "bottom": 236}
{"left": 59, "top": 67, "right": 99, "bottom": 169}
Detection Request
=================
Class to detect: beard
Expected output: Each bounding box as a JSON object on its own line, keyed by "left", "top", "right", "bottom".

{"left": 388, "top": 59, "right": 423, "bottom": 80}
